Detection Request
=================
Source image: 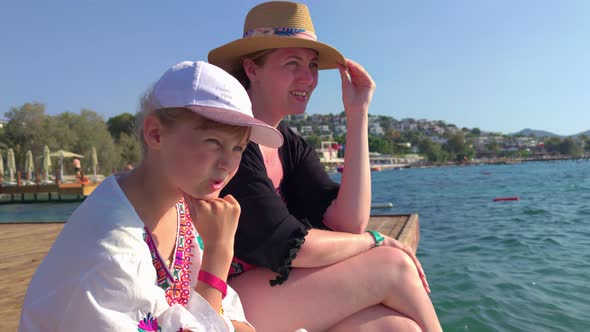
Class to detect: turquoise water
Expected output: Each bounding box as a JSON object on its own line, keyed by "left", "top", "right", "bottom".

{"left": 2, "top": 160, "right": 589, "bottom": 331}
{"left": 366, "top": 160, "right": 590, "bottom": 332}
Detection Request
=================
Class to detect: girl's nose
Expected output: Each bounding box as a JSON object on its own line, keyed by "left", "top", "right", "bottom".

{"left": 217, "top": 155, "right": 231, "bottom": 170}
{"left": 218, "top": 152, "right": 239, "bottom": 172}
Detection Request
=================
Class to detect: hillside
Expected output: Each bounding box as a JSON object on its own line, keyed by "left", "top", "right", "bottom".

{"left": 513, "top": 128, "right": 560, "bottom": 138}
{"left": 572, "top": 130, "right": 590, "bottom": 138}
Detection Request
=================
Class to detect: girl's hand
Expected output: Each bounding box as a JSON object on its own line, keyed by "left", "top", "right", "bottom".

{"left": 338, "top": 59, "right": 376, "bottom": 115}
{"left": 382, "top": 235, "right": 431, "bottom": 294}
{"left": 183, "top": 193, "right": 241, "bottom": 255}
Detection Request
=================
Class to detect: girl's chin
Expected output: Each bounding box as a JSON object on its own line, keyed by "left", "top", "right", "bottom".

{"left": 200, "top": 192, "right": 221, "bottom": 201}
{"left": 178, "top": 188, "right": 220, "bottom": 201}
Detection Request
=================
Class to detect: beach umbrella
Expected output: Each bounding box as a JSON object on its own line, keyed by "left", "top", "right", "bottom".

{"left": 43, "top": 145, "right": 52, "bottom": 182}
{"left": 25, "top": 150, "right": 35, "bottom": 182}
{"left": 49, "top": 150, "right": 84, "bottom": 159}
{"left": 91, "top": 146, "right": 98, "bottom": 180}
{"left": 58, "top": 150, "right": 64, "bottom": 181}
{"left": 48, "top": 150, "right": 84, "bottom": 182}
{"left": 0, "top": 151, "right": 4, "bottom": 178}
{"left": 7, "top": 148, "right": 16, "bottom": 183}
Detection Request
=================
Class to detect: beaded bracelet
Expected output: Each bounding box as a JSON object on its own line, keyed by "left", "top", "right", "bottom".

{"left": 198, "top": 270, "right": 227, "bottom": 299}
{"left": 366, "top": 230, "right": 385, "bottom": 247}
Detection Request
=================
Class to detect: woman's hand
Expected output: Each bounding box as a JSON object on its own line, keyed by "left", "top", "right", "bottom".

{"left": 183, "top": 193, "right": 241, "bottom": 255}
{"left": 382, "top": 235, "right": 431, "bottom": 294}
{"left": 338, "top": 59, "right": 376, "bottom": 115}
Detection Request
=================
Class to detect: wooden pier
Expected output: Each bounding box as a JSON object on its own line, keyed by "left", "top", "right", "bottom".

{"left": 0, "top": 214, "right": 419, "bottom": 331}
{"left": 0, "top": 182, "right": 99, "bottom": 203}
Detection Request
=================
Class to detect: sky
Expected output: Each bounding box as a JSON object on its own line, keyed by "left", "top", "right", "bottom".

{"left": 1, "top": 0, "right": 589, "bottom": 136}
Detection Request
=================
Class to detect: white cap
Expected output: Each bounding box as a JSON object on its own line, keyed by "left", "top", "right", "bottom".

{"left": 152, "top": 60, "right": 283, "bottom": 148}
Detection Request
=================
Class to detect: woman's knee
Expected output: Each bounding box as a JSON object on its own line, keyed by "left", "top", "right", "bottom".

{"left": 365, "top": 246, "right": 420, "bottom": 286}
{"left": 398, "top": 318, "right": 423, "bottom": 332}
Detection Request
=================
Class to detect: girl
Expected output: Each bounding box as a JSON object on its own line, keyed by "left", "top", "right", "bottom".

{"left": 20, "top": 61, "right": 282, "bottom": 332}
{"left": 209, "top": 2, "right": 443, "bottom": 331}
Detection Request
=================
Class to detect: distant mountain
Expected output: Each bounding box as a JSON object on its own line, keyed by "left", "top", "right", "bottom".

{"left": 572, "top": 130, "right": 590, "bottom": 138}
{"left": 512, "top": 128, "right": 590, "bottom": 138}
{"left": 513, "top": 128, "right": 560, "bottom": 138}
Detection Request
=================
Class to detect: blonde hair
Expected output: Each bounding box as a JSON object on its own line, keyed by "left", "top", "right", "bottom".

{"left": 135, "top": 85, "right": 251, "bottom": 154}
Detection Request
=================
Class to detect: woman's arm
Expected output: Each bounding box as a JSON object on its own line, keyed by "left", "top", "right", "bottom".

{"left": 293, "top": 229, "right": 429, "bottom": 293}
{"left": 292, "top": 229, "right": 374, "bottom": 267}
{"left": 322, "top": 59, "right": 375, "bottom": 234}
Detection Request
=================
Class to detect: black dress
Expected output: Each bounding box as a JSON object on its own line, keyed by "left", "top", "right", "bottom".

{"left": 221, "top": 123, "right": 340, "bottom": 285}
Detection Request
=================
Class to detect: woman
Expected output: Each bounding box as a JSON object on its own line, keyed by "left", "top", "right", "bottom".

{"left": 209, "top": 2, "right": 442, "bottom": 331}
{"left": 20, "top": 61, "right": 283, "bottom": 331}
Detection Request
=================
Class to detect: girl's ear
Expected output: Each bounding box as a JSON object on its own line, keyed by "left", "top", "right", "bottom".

{"left": 143, "top": 114, "right": 163, "bottom": 150}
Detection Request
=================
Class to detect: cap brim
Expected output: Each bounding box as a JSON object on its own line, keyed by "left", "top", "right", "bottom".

{"left": 186, "top": 105, "right": 284, "bottom": 148}
{"left": 208, "top": 36, "right": 345, "bottom": 74}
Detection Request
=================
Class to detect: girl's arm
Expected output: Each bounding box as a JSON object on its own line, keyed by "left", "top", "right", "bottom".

{"left": 232, "top": 320, "right": 256, "bottom": 332}
{"left": 184, "top": 194, "right": 240, "bottom": 320}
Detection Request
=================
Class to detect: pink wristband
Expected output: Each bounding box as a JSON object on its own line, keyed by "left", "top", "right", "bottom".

{"left": 198, "top": 270, "right": 227, "bottom": 299}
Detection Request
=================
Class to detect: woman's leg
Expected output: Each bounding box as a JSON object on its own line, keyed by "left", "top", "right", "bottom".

{"left": 229, "top": 246, "right": 441, "bottom": 332}
{"left": 327, "top": 305, "right": 421, "bottom": 332}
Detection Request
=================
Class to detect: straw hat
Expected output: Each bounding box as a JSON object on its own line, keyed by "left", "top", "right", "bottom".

{"left": 208, "top": 1, "right": 345, "bottom": 74}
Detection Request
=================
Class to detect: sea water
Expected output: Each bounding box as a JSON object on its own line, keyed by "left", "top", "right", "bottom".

{"left": 364, "top": 160, "right": 590, "bottom": 332}
{"left": 2, "top": 160, "right": 589, "bottom": 331}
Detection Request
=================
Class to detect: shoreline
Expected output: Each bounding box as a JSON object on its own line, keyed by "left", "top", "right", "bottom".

{"left": 383, "top": 155, "right": 589, "bottom": 170}
{"left": 321, "top": 155, "right": 589, "bottom": 173}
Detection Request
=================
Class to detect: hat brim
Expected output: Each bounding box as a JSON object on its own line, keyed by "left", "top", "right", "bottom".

{"left": 186, "top": 105, "right": 284, "bottom": 148}
{"left": 208, "top": 36, "right": 345, "bottom": 74}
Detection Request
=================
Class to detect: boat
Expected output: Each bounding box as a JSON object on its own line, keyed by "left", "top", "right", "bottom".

{"left": 372, "top": 202, "right": 394, "bottom": 209}
{"left": 493, "top": 196, "right": 520, "bottom": 202}
{"left": 317, "top": 141, "right": 344, "bottom": 171}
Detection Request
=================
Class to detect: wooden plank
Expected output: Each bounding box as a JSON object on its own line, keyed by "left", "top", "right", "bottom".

{"left": 58, "top": 183, "right": 84, "bottom": 196}
{"left": 0, "top": 184, "right": 59, "bottom": 195}
{"left": 0, "top": 223, "right": 64, "bottom": 331}
{"left": 0, "top": 214, "right": 420, "bottom": 330}
{"left": 83, "top": 183, "right": 100, "bottom": 196}
{"left": 397, "top": 213, "right": 420, "bottom": 254}
{"left": 366, "top": 214, "right": 420, "bottom": 253}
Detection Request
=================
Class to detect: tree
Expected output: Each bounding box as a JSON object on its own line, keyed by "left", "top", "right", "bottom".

{"left": 2, "top": 102, "right": 51, "bottom": 169}
{"left": 304, "top": 134, "right": 321, "bottom": 149}
{"left": 107, "top": 113, "right": 135, "bottom": 140}
{"left": 578, "top": 134, "right": 590, "bottom": 152}
{"left": 544, "top": 137, "right": 562, "bottom": 154}
{"left": 117, "top": 132, "right": 142, "bottom": 168}
{"left": 443, "top": 131, "right": 466, "bottom": 161}
{"left": 486, "top": 141, "right": 501, "bottom": 156}
{"left": 559, "top": 138, "right": 582, "bottom": 157}
{"left": 368, "top": 136, "right": 393, "bottom": 154}
{"left": 418, "top": 138, "right": 447, "bottom": 162}
{"left": 47, "top": 110, "right": 120, "bottom": 174}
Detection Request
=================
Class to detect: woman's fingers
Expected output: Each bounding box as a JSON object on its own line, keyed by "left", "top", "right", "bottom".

{"left": 345, "top": 59, "right": 376, "bottom": 89}
{"left": 337, "top": 63, "right": 351, "bottom": 84}
{"left": 386, "top": 237, "right": 430, "bottom": 293}
{"left": 405, "top": 249, "right": 430, "bottom": 293}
